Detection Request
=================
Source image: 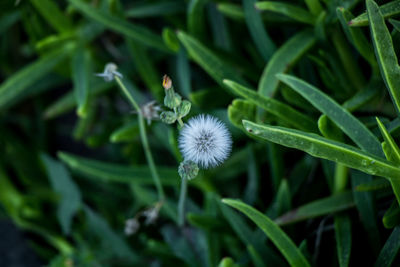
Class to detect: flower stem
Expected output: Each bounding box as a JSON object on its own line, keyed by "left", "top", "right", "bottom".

{"left": 115, "top": 76, "right": 165, "bottom": 201}
{"left": 178, "top": 177, "right": 188, "bottom": 227}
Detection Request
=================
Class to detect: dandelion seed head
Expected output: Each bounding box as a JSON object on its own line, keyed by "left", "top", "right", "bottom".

{"left": 95, "top": 62, "right": 123, "bottom": 82}
{"left": 179, "top": 115, "right": 232, "bottom": 169}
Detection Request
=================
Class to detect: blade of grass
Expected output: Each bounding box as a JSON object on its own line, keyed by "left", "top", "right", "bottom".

{"left": 350, "top": 0, "right": 400, "bottom": 26}
{"left": 277, "top": 74, "right": 383, "bottom": 157}
{"left": 255, "top": 2, "right": 315, "bottom": 25}
{"left": 222, "top": 199, "right": 311, "bottom": 267}
{"left": 41, "top": 154, "right": 81, "bottom": 235}
{"left": 242, "top": 120, "right": 400, "bottom": 179}
{"left": 125, "top": 1, "right": 185, "bottom": 18}
{"left": 376, "top": 117, "right": 400, "bottom": 205}
{"left": 68, "top": 0, "right": 169, "bottom": 52}
{"left": 177, "top": 31, "right": 247, "bottom": 87}
{"left": 30, "top": 0, "right": 72, "bottom": 33}
{"left": 334, "top": 214, "right": 352, "bottom": 267}
{"left": 374, "top": 226, "right": 400, "bottom": 267}
{"left": 258, "top": 31, "right": 316, "bottom": 97}
{"left": 243, "top": 0, "right": 275, "bottom": 61}
{"left": 58, "top": 151, "right": 179, "bottom": 185}
{"left": 275, "top": 191, "right": 354, "bottom": 225}
{"left": 337, "top": 7, "right": 376, "bottom": 67}
{"left": 224, "top": 80, "right": 318, "bottom": 132}
{"left": 126, "top": 39, "right": 163, "bottom": 101}
{"left": 351, "top": 170, "right": 381, "bottom": 255}
{"left": 72, "top": 48, "right": 91, "bottom": 117}
{"left": 0, "top": 47, "right": 71, "bottom": 111}
{"left": 367, "top": 0, "right": 400, "bottom": 115}
{"left": 218, "top": 199, "right": 286, "bottom": 266}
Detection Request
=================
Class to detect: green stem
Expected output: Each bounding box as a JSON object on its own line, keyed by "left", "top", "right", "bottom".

{"left": 332, "top": 28, "right": 365, "bottom": 91}
{"left": 334, "top": 163, "right": 348, "bottom": 194}
{"left": 115, "top": 76, "right": 165, "bottom": 201}
{"left": 178, "top": 177, "right": 188, "bottom": 227}
{"left": 304, "top": 0, "right": 322, "bottom": 15}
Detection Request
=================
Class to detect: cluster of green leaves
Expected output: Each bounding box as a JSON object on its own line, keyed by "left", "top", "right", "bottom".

{"left": 2, "top": 0, "right": 400, "bottom": 266}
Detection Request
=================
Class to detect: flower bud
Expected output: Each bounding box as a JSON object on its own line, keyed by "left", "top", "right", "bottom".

{"left": 164, "top": 90, "right": 182, "bottom": 109}
{"left": 160, "top": 111, "right": 177, "bottom": 124}
{"left": 177, "top": 100, "right": 191, "bottom": 119}
{"left": 178, "top": 160, "right": 199, "bottom": 180}
{"left": 162, "top": 74, "right": 172, "bottom": 90}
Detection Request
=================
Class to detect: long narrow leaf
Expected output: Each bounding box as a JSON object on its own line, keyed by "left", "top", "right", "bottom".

{"left": 258, "top": 31, "right": 315, "bottom": 97}
{"left": 242, "top": 120, "right": 400, "bottom": 179}
{"left": 243, "top": 0, "right": 275, "bottom": 61}
{"left": 255, "top": 2, "right": 315, "bottom": 25}
{"left": 366, "top": 0, "right": 400, "bottom": 115}
{"left": 177, "top": 31, "right": 247, "bottom": 87}
{"left": 350, "top": 0, "right": 400, "bottom": 26}
{"left": 374, "top": 226, "right": 400, "bottom": 267}
{"left": 277, "top": 74, "right": 383, "bottom": 157}
{"left": 0, "top": 48, "right": 71, "bottom": 111}
{"left": 222, "top": 199, "right": 311, "bottom": 267}
{"left": 276, "top": 191, "right": 354, "bottom": 225}
{"left": 68, "top": 0, "right": 168, "bottom": 52}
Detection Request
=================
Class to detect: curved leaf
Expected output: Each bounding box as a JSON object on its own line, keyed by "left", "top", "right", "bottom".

{"left": 258, "top": 31, "right": 316, "bottom": 97}
{"left": 224, "top": 79, "right": 317, "bottom": 132}
{"left": 277, "top": 74, "right": 383, "bottom": 157}
{"left": 222, "top": 199, "right": 311, "bottom": 267}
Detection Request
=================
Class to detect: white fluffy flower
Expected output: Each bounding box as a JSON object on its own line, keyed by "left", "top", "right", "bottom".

{"left": 179, "top": 115, "right": 232, "bottom": 169}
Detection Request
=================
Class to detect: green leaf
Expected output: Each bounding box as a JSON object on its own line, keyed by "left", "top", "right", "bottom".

{"left": 350, "top": 0, "right": 400, "bottom": 26}
{"left": 58, "top": 152, "right": 179, "bottom": 185}
{"left": 68, "top": 0, "right": 169, "bottom": 52}
{"left": 30, "top": 0, "right": 72, "bottom": 33}
{"left": 177, "top": 31, "right": 247, "bottom": 87}
{"left": 44, "top": 80, "right": 112, "bottom": 119}
{"left": 41, "top": 154, "right": 81, "bottom": 235}
{"left": 222, "top": 199, "right": 311, "bottom": 267}
{"left": 366, "top": 0, "right": 400, "bottom": 115}
{"left": 126, "top": 39, "right": 163, "bottom": 101}
{"left": 218, "top": 199, "right": 285, "bottom": 266}
{"left": 228, "top": 99, "right": 256, "bottom": 129}
{"left": 277, "top": 74, "right": 383, "bottom": 157}
{"left": 243, "top": 0, "right": 275, "bottom": 61}
{"left": 334, "top": 215, "right": 352, "bottom": 267}
{"left": 255, "top": 2, "right": 315, "bottom": 25}
{"left": 258, "top": 31, "right": 316, "bottom": 97}
{"left": 337, "top": 7, "right": 376, "bottom": 66}
{"left": 188, "top": 0, "right": 207, "bottom": 39}
{"left": 84, "top": 206, "right": 138, "bottom": 262}
{"left": 217, "top": 257, "right": 240, "bottom": 267}
{"left": 375, "top": 226, "right": 400, "bottom": 266}
{"left": 376, "top": 117, "right": 400, "bottom": 205}
{"left": 176, "top": 47, "right": 192, "bottom": 98}
{"left": 383, "top": 201, "right": 400, "bottom": 228}
{"left": 355, "top": 178, "right": 391, "bottom": 192}
{"left": 72, "top": 48, "right": 91, "bottom": 117}
{"left": 275, "top": 191, "right": 354, "bottom": 225}
{"left": 109, "top": 121, "right": 139, "bottom": 143}
{"left": 224, "top": 80, "right": 318, "bottom": 132}
{"left": 351, "top": 170, "right": 381, "bottom": 255}
{"left": 242, "top": 120, "right": 400, "bottom": 179}
{"left": 0, "top": 48, "right": 71, "bottom": 111}
{"left": 126, "top": 1, "right": 185, "bottom": 18}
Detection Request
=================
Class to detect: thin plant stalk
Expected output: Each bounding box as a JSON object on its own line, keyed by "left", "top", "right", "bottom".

{"left": 178, "top": 176, "right": 188, "bottom": 226}
{"left": 114, "top": 76, "right": 165, "bottom": 201}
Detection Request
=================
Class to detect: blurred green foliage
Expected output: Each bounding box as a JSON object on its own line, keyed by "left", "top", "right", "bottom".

{"left": 2, "top": 0, "right": 400, "bottom": 266}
